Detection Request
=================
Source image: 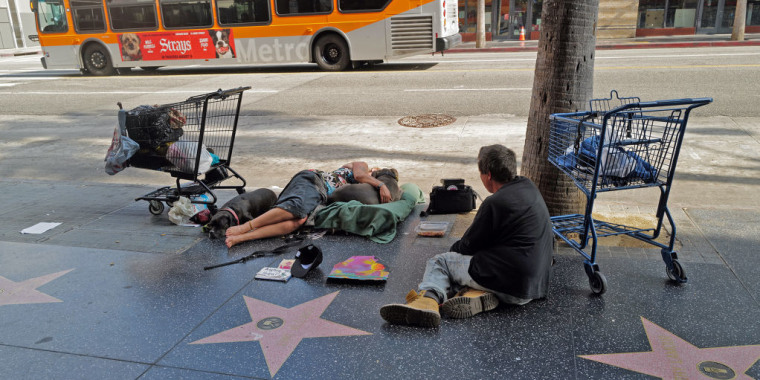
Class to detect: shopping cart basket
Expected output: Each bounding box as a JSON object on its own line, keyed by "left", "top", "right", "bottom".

{"left": 122, "top": 87, "right": 250, "bottom": 215}
{"left": 548, "top": 90, "right": 712, "bottom": 294}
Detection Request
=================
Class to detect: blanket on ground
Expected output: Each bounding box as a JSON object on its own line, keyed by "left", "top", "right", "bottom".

{"left": 314, "top": 183, "right": 425, "bottom": 244}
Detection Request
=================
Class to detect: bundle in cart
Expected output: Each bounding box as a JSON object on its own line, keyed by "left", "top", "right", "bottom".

{"left": 111, "top": 87, "right": 251, "bottom": 215}
{"left": 547, "top": 90, "right": 712, "bottom": 294}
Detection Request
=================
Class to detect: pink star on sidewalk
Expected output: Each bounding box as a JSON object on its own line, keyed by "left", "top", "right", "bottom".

{"left": 191, "top": 291, "right": 371, "bottom": 377}
{"left": 580, "top": 317, "right": 760, "bottom": 380}
{"left": 0, "top": 269, "right": 74, "bottom": 306}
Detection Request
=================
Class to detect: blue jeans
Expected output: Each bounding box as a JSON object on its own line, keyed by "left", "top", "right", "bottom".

{"left": 418, "top": 252, "right": 531, "bottom": 305}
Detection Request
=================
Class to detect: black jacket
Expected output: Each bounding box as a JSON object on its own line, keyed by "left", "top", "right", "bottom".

{"left": 450, "top": 176, "right": 553, "bottom": 299}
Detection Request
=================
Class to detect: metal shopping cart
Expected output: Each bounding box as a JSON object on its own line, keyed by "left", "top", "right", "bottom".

{"left": 122, "top": 87, "right": 250, "bottom": 215}
{"left": 547, "top": 90, "right": 712, "bottom": 294}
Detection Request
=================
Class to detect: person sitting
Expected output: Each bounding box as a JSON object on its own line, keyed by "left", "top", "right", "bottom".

{"left": 225, "top": 161, "right": 392, "bottom": 248}
{"left": 380, "top": 144, "right": 554, "bottom": 327}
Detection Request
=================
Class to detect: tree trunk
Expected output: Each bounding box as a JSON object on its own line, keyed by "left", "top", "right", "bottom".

{"left": 476, "top": 0, "right": 486, "bottom": 48}
{"left": 731, "top": 0, "right": 747, "bottom": 41}
{"left": 521, "top": 0, "right": 599, "bottom": 216}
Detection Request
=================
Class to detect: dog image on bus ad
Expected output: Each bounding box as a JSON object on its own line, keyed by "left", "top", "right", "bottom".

{"left": 209, "top": 29, "right": 235, "bottom": 58}
{"left": 119, "top": 33, "right": 143, "bottom": 61}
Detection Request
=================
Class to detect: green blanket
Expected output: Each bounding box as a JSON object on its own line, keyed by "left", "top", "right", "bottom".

{"left": 314, "top": 183, "right": 426, "bottom": 244}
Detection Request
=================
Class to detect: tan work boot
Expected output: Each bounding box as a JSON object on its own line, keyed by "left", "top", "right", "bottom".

{"left": 379, "top": 290, "right": 441, "bottom": 328}
{"left": 441, "top": 288, "right": 499, "bottom": 319}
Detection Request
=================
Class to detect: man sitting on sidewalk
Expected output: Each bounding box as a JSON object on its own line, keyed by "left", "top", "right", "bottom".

{"left": 380, "top": 144, "right": 554, "bottom": 327}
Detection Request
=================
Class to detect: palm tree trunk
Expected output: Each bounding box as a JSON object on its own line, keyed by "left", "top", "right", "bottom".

{"left": 731, "top": 0, "right": 747, "bottom": 41}
{"left": 521, "top": 0, "right": 599, "bottom": 216}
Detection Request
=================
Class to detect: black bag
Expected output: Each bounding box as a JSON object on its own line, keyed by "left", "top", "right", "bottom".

{"left": 425, "top": 179, "right": 477, "bottom": 215}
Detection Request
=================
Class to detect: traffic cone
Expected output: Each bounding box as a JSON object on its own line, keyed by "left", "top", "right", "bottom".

{"left": 519, "top": 26, "right": 526, "bottom": 41}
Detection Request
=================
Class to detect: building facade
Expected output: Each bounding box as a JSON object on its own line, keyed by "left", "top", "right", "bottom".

{"left": 459, "top": 0, "right": 760, "bottom": 41}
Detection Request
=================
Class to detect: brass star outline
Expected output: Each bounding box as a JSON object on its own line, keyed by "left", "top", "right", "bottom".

{"left": 191, "top": 291, "right": 371, "bottom": 377}
{"left": 580, "top": 317, "right": 760, "bottom": 379}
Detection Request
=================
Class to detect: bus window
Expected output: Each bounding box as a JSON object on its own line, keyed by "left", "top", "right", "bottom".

{"left": 72, "top": 0, "right": 106, "bottom": 33}
{"left": 160, "top": 0, "right": 213, "bottom": 29}
{"left": 339, "top": 0, "right": 391, "bottom": 12}
{"left": 276, "top": 0, "right": 332, "bottom": 15}
{"left": 217, "top": 0, "right": 271, "bottom": 25}
{"left": 108, "top": 0, "right": 158, "bottom": 31}
{"left": 37, "top": 0, "right": 69, "bottom": 33}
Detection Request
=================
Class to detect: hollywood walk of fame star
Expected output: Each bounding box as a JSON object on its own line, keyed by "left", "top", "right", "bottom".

{"left": 191, "top": 291, "right": 371, "bottom": 377}
{"left": 0, "top": 269, "right": 74, "bottom": 306}
{"left": 580, "top": 317, "right": 760, "bottom": 380}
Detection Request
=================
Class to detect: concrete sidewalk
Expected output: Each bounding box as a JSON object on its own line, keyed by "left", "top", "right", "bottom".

{"left": 447, "top": 32, "right": 760, "bottom": 53}
{"left": 0, "top": 108, "right": 758, "bottom": 378}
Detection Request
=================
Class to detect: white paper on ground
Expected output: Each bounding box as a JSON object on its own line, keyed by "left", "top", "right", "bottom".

{"left": 21, "top": 222, "right": 62, "bottom": 234}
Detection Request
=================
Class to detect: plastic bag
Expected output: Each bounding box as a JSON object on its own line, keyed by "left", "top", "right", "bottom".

{"left": 168, "top": 195, "right": 210, "bottom": 225}
{"left": 166, "top": 141, "right": 212, "bottom": 175}
{"left": 105, "top": 110, "right": 140, "bottom": 175}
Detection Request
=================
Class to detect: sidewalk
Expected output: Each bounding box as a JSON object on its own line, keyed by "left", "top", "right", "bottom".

{"left": 0, "top": 111, "right": 759, "bottom": 378}
{"left": 447, "top": 32, "right": 760, "bottom": 53}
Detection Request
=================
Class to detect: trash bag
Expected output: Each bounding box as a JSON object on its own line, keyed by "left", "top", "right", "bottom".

{"left": 125, "top": 105, "right": 184, "bottom": 150}
{"left": 105, "top": 109, "right": 139, "bottom": 175}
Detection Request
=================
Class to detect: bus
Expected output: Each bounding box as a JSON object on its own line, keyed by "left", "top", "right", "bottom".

{"left": 29, "top": 0, "right": 460, "bottom": 75}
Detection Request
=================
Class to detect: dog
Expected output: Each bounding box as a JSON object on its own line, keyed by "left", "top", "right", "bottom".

{"left": 210, "top": 29, "right": 234, "bottom": 58}
{"left": 206, "top": 188, "right": 277, "bottom": 239}
{"left": 119, "top": 33, "right": 142, "bottom": 61}
{"left": 327, "top": 168, "right": 402, "bottom": 205}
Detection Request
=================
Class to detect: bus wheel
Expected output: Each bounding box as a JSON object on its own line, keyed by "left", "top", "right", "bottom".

{"left": 314, "top": 35, "right": 350, "bottom": 71}
{"left": 83, "top": 44, "right": 115, "bottom": 76}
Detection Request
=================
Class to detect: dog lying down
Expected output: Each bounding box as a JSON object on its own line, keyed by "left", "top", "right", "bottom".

{"left": 327, "top": 168, "right": 402, "bottom": 205}
{"left": 206, "top": 188, "right": 277, "bottom": 239}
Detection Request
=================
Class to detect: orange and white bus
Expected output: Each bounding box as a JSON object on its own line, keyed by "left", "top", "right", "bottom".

{"left": 30, "top": 0, "right": 460, "bottom": 75}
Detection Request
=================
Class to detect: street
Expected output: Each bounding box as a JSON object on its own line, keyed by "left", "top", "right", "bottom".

{"left": 1, "top": 46, "right": 759, "bottom": 117}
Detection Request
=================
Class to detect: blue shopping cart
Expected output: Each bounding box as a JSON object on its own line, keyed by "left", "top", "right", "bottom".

{"left": 548, "top": 90, "right": 712, "bottom": 294}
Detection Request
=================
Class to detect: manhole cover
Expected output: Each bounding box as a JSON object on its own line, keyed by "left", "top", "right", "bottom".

{"left": 398, "top": 114, "right": 456, "bottom": 128}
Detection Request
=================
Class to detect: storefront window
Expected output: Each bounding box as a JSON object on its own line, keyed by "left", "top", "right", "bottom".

{"left": 750, "top": 0, "right": 760, "bottom": 26}
{"left": 667, "top": 0, "right": 698, "bottom": 27}
{"left": 639, "top": 0, "right": 666, "bottom": 28}
{"left": 639, "top": 0, "right": 698, "bottom": 29}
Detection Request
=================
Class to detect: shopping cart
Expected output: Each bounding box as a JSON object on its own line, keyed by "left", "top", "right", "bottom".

{"left": 548, "top": 90, "right": 712, "bottom": 294}
{"left": 122, "top": 87, "right": 250, "bottom": 215}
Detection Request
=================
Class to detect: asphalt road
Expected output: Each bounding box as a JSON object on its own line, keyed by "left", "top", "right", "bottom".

{"left": 0, "top": 46, "right": 758, "bottom": 118}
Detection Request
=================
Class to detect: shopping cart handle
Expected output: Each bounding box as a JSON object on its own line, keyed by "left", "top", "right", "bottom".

{"left": 637, "top": 97, "right": 713, "bottom": 108}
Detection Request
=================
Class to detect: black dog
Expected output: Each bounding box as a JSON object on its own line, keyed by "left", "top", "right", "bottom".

{"left": 327, "top": 168, "right": 402, "bottom": 205}
{"left": 207, "top": 188, "right": 277, "bottom": 239}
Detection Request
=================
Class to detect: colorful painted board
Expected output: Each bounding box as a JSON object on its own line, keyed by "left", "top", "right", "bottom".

{"left": 327, "top": 256, "right": 389, "bottom": 281}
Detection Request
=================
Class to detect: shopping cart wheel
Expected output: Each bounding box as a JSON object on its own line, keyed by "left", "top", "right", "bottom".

{"left": 236, "top": 187, "right": 246, "bottom": 195}
{"left": 588, "top": 271, "right": 608, "bottom": 295}
{"left": 149, "top": 200, "right": 165, "bottom": 215}
{"left": 666, "top": 259, "right": 687, "bottom": 283}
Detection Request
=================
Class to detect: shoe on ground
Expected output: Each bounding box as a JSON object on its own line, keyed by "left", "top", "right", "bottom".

{"left": 379, "top": 290, "right": 441, "bottom": 328}
{"left": 441, "top": 288, "right": 499, "bottom": 319}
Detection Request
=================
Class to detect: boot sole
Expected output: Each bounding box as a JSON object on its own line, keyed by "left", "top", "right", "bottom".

{"left": 380, "top": 304, "right": 441, "bottom": 328}
{"left": 441, "top": 292, "right": 499, "bottom": 319}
